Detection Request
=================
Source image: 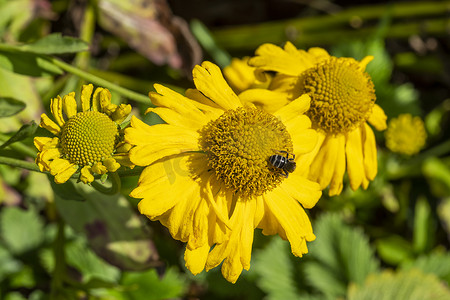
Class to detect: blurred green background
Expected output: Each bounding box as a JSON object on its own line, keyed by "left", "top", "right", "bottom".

{"left": 0, "top": 0, "right": 449, "bottom": 299}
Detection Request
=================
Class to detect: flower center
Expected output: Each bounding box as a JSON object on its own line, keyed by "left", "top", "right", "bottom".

{"left": 303, "top": 57, "right": 376, "bottom": 134}
{"left": 200, "top": 107, "right": 293, "bottom": 197}
{"left": 60, "top": 111, "right": 119, "bottom": 165}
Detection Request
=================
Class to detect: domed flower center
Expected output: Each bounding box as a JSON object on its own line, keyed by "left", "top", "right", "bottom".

{"left": 200, "top": 107, "right": 293, "bottom": 197}
{"left": 60, "top": 111, "right": 119, "bottom": 165}
{"left": 303, "top": 57, "right": 376, "bottom": 134}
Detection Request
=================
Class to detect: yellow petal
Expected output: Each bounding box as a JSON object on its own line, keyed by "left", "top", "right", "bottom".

{"left": 148, "top": 84, "right": 209, "bottom": 129}
{"left": 81, "top": 84, "right": 94, "bottom": 112}
{"left": 50, "top": 96, "right": 65, "bottom": 127}
{"left": 49, "top": 158, "right": 77, "bottom": 184}
{"left": 363, "top": 123, "right": 378, "bottom": 181}
{"left": 282, "top": 173, "right": 321, "bottom": 209}
{"left": 329, "top": 135, "right": 346, "bottom": 196}
{"left": 223, "top": 57, "right": 256, "bottom": 92}
{"left": 248, "top": 42, "right": 316, "bottom": 76}
{"left": 192, "top": 61, "right": 241, "bottom": 111}
{"left": 39, "top": 113, "right": 60, "bottom": 135}
{"left": 91, "top": 87, "right": 102, "bottom": 111}
{"left": 359, "top": 55, "right": 374, "bottom": 71}
{"left": 294, "top": 131, "right": 326, "bottom": 177}
{"left": 103, "top": 157, "right": 120, "bottom": 172}
{"left": 291, "top": 127, "right": 317, "bottom": 156}
{"left": 262, "top": 189, "right": 314, "bottom": 256}
{"left": 309, "top": 135, "right": 339, "bottom": 189}
{"left": 345, "top": 128, "right": 365, "bottom": 191}
{"left": 126, "top": 116, "right": 200, "bottom": 166}
{"left": 368, "top": 104, "right": 387, "bottom": 131}
{"left": 307, "top": 47, "right": 330, "bottom": 61}
{"left": 185, "top": 243, "right": 210, "bottom": 275}
{"left": 98, "top": 88, "right": 112, "bottom": 113}
{"left": 112, "top": 153, "right": 134, "bottom": 168}
{"left": 111, "top": 103, "right": 131, "bottom": 124}
{"left": 274, "top": 94, "right": 311, "bottom": 124}
{"left": 62, "top": 92, "right": 77, "bottom": 118}
{"left": 34, "top": 137, "right": 55, "bottom": 151}
{"left": 80, "top": 166, "right": 94, "bottom": 183}
{"left": 239, "top": 89, "right": 289, "bottom": 114}
{"left": 91, "top": 162, "right": 107, "bottom": 174}
{"left": 134, "top": 153, "right": 205, "bottom": 219}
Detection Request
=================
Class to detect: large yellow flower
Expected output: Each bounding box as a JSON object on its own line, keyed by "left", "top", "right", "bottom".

{"left": 248, "top": 42, "right": 387, "bottom": 196}
{"left": 34, "top": 84, "right": 133, "bottom": 184}
{"left": 125, "top": 61, "right": 321, "bottom": 283}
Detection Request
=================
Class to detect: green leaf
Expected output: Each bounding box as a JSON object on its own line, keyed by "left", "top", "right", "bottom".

{"left": 122, "top": 267, "right": 186, "bottom": 300}
{"left": 304, "top": 213, "right": 380, "bottom": 298}
{"left": 253, "top": 236, "right": 300, "bottom": 300}
{"left": 376, "top": 235, "right": 414, "bottom": 265}
{"left": 54, "top": 184, "right": 160, "bottom": 271}
{"left": 438, "top": 198, "right": 450, "bottom": 241}
{"left": 0, "top": 207, "right": 44, "bottom": 255}
{"left": 19, "top": 33, "right": 89, "bottom": 54}
{"left": 65, "top": 238, "right": 121, "bottom": 285}
{"left": 347, "top": 269, "right": 450, "bottom": 300}
{"left": 423, "top": 157, "right": 450, "bottom": 198}
{"left": 49, "top": 178, "right": 85, "bottom": 202}
{"left": 0, "top": 121, "right": 37, "bottom": 150}
{"left": 0, "top": 97, "right": 25, "bottom": 117}
{"left": 0, "top": 50, "right": 63, "bottom": 77}
{"left": 0, "top": 245, "right": 22, "bottom": 282}
{"left": 402, "top": 252, "right": 450, "bottom": 284}
{"left": 413, "top": 197, "right": 433, "bottom": 253}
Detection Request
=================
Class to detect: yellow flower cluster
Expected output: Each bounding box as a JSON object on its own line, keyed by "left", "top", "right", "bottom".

{"left": 385, "top": 114, "right": 427, "bottom": 155}
{"left": 35, "top": 42, "right": 394, "bottom": 283}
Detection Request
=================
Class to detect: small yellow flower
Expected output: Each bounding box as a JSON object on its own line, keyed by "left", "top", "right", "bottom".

{"left": 248, "top": 42, "right": 388, "bottom": 196}
{"left": 125, "top": 61, "right": 321, "bottom": 283}
{"left": 34, "top": 84, "right": 133, "bottom": 184}
{"left": 385, "top": 114, "right": 427, "bottom": 155}
{"left": 223, "top": 57, "right": 270, "bottom": 93}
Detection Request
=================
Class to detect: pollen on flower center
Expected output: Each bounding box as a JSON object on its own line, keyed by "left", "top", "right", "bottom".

{"left": 60, "top": 111, "right": 119, "bottom": 165}
{"left": 303, "top": 56, "right": 376, "bottom": 134}
{"left": 199, "top": 107, "right": 293, "bottom": 197}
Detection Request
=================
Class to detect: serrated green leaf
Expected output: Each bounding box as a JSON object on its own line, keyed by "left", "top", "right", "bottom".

{"left": 0, "top": 50, "right": 62, "bottom": 77}
{"left": 66, "top": 238, "right": 120, "bottom": 284}
{"left": 54, "top": 184, "right": 160, "bottom": 271}
{"left": 19, "top": 33, "right": 89, "bottom": 54}
{"left": 0, "top": 206, "right": 44, "bottom": 255}
{"left": 253, "top": 236, "right": 299, "bottom": 300}
{"left": 347, "top": 269, "right": 450, "bottom": 300}
{"left": 122, "top": 267, "right": 186, "bottom": 300}
{"left": 304, "top": 213, "right": 380, "bottom": 298}
{"left": 402, "top": 252, "right": 450, "bottom": 283}
{"left": 0, "top": 97, "right": 25, "bottom": 117}
{"left": 0, "top": 121, "right": 37, "bottom": 150}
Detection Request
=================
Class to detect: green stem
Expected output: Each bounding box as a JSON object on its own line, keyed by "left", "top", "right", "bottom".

{"left": 91, "top": 172, "right": 121, "bottom": 195}
{"left": 50, "top": 218, "right": 66, "bottom": 300}
{"left": 0, "top": 156, "right": 40, "bottom": 172}
{"left": 49, "top": 57, "right": 152, "bottom": 105}
{"left": 0, "top": 133, "right": 37, "bottom": 157}
{"left": 387, "top": 139, "right": 450, "bottom": 179}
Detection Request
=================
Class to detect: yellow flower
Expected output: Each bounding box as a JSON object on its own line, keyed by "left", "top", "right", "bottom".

{"left": 223, "top": 57, "right": 270, "bottom": 93}
{"left": 385, "top": 114, "right": 426, "bottom": 155}
{"left": 34, "top": 84, "right": 133, "bottom": 184}
{"left": 125, "top": 61, "right": 321, "bottom": 283}
{"left": 248, "top": 42, "right": 387, "bottom": 196}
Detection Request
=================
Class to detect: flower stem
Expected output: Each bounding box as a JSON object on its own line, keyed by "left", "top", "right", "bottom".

{"left": 0, "top": 156, "right": 40, "bottom": 172}
{"left": 91, "top": 172, "right": 121, "bottom": 195}
{"left": 50, "top": 217, "right": 66, "bottom": 300}
{"left": 49, "top": 57, "right": 152, "bottom": 105}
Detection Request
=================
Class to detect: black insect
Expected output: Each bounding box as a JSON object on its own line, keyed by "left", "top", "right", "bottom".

{"left": 269, "top": 150, "right": 296, "bottom": 178}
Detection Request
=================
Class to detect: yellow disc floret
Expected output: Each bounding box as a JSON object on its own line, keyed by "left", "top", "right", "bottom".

{"left": 200, "top": 107, "right": 293, "bottom": 197}
{"left": 303, "top": 56, "right": 376, "bottom": 134}
{"left": 60, "top": 111, "right": 119, "bottom": 165}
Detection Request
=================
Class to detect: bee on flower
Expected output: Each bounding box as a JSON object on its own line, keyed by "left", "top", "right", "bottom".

{"left": 125, "top": 61, "right": 322, "bottom": 283}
